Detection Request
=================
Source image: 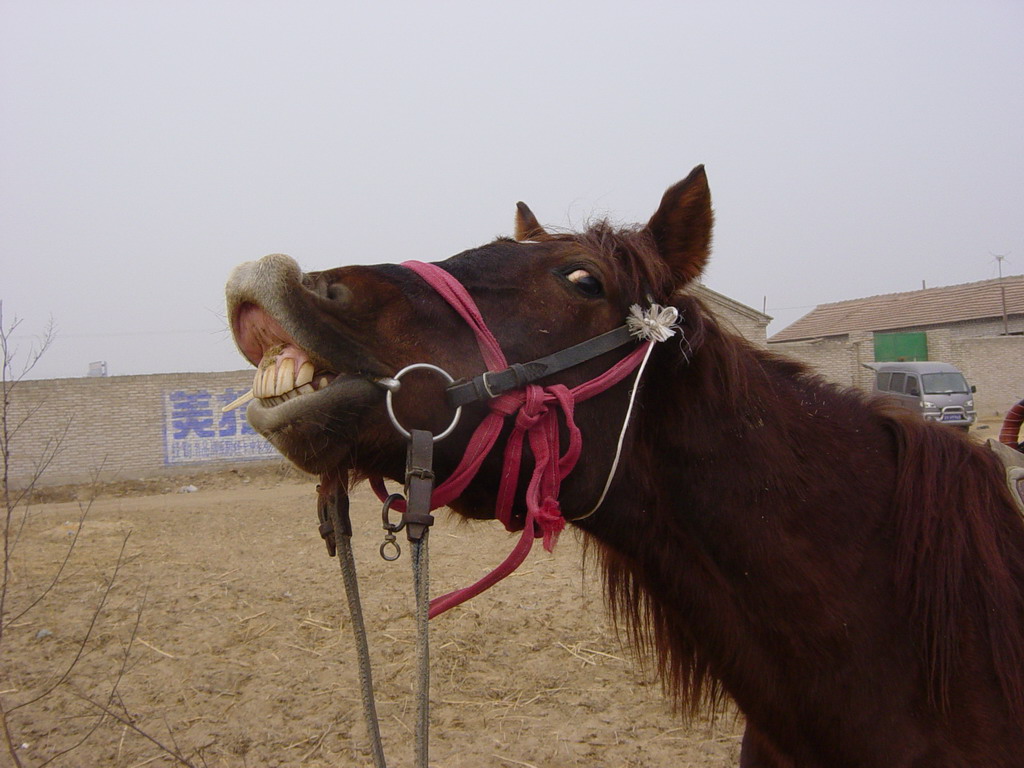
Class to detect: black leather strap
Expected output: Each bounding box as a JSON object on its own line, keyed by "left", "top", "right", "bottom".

{"left": 316, "top": 480, "right": 350, "bottom": 557}
{"left": 446, "top": 325, "right": 636, "bottom": 407}
{"left": 403, "top": 429, "right": 435, "bottom": 541}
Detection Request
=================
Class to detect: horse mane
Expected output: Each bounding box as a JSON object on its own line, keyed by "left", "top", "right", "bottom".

{"left": 588, "top": 291, "right": 772, "bottom": 717}
{"left": 576, "top": 227, "right": 1024, "bottom": 723}
{"left": 594, "top": 533, "right": 730, "bottom": 718}
{"left": 883, "top": 405, "right": 1024, "bottom": 717}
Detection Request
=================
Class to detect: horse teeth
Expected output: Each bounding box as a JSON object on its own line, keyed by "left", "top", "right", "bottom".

{"left": 277, "top": 358, "right": 295, "bottom": 395}
{"left": 296, "top": 361, "right": 314, "bottom": 387}
{"left": 252, "top": 360, "right": 326, "bottom": 403}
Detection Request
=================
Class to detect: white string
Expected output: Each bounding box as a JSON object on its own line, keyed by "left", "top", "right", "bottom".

{"left": 574, "top": 303, "right": 679, "bottom": 522}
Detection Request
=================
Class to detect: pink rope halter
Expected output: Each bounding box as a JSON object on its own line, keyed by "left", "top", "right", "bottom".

{"left": 371, "top": 260, "right": 655, "bottom": 618}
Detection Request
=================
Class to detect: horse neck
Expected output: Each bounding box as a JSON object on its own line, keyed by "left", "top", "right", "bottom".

{"left": 600, "top": 325, "right": 858, "bottom": 553}
{"left": 578, "top": 325, "right": 899, "bottom": 711}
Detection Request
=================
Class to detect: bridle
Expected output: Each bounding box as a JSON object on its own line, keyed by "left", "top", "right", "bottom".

{"left": 319, "top": 258, "right": 681, "bottom": 767}
{"left": 374, "top": 260, "right": 680, "bottom": 614}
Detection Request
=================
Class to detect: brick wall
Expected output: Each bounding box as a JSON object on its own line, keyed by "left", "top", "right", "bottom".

{"left": 4, "top": 370, "right": 282, "bottom": 488}
{"left": 953, "top": 336, "right": 1024, "bottom": 417}
{"left": 768, "top": 332, "right": 875, "bottom": 390}
{"left": 770, "top": 332, "right": 1024, "bottom": 417}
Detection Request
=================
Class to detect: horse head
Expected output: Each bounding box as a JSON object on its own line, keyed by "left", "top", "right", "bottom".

{"left": 225, "top": 166, "right": 713, "bottom": 523}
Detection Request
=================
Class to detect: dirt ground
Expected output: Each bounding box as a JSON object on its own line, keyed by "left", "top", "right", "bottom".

{"left": 2, "top": 466, "right": 744, "bottom": 768}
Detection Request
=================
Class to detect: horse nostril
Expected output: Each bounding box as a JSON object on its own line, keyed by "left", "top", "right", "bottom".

{"left": 327, "top": 283, "right": 352, "bottom": 304}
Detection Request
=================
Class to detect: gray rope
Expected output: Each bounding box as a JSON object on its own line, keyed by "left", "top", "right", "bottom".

{"left": 334, "top": 527, "right": 388, "bottom": 768}
{"left": 411, "top": 535, "right": 430, "bottom": 768}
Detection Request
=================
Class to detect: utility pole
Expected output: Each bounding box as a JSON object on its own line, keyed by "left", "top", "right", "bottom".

{"left": 995, "top": 253, "right": 1009, "bottom": 335}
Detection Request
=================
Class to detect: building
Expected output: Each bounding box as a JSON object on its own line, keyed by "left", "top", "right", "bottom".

{"left": 768, "top": 275, "right": 1024, "bottom": 416}
{"left": 690, "top": 283, "right": 771, "bottom": 347}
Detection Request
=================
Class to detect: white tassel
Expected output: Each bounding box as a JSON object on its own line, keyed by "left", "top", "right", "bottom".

{"left": 626, "top": 303, "right": 679, "bottom": 343}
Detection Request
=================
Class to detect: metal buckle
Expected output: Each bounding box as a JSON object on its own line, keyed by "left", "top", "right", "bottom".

{"left": 481, "top": 370, "right": 499, "bottom": 398}
{"left": 385, "top": 363, "right": 463, "bottom": 442}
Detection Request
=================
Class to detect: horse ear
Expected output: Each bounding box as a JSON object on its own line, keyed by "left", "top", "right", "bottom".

{"left": 514, "top": 201, "right": 548, "bottom": 241}
{"left": 646, "top": 165, "right": 713, "bottom": 286}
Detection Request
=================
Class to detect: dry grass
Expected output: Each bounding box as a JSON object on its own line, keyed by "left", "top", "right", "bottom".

{"left": 1, "top": 476, "right": 743, "bottom": 767}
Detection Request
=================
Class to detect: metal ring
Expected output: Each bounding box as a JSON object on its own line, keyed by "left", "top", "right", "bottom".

{"left": 380, "top": 537, "right": 401, "bottom": 561}
{"left": 385, "top": 363, "right": 463, "bottom": 442}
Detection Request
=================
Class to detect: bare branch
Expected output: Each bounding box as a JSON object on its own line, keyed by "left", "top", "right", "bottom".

{"left": 0, "top": 306, "right": 199, "bottom": 766}
{"left": 0, "top": 698, "right": 25, "bottom": 768}
{"left": 8, "top": 532, "right": 132, "bottom": 714}
{"left": 5, "top": 458, "right": 110, "bottom": 625}
{"left": 34, "top": 708, "right": 109, "bottom": 767}
{"left": 67, "top": 691, "right": 200, "bottom": 768}
{"left": 3, "top": 499, "right": 89, "bottom": 629}
{"left": 37, "top": 588, "right": 149, "bottom": 767}
{"left": 0, "top": 308, "right": 56, "bottom": 386}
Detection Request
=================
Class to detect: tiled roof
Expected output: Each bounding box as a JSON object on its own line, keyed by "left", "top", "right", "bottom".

{"left": 769, "top": 275, "right": 1024, "bottom": 343}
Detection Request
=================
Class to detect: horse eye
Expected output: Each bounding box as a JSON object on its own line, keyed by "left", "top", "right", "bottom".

{"left": 565, "top": 268, "right": 604, "bottom": 297}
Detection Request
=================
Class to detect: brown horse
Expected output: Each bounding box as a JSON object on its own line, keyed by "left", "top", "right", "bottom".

{"left": 225, "top": 167, "right": 1024, "bottom": 767}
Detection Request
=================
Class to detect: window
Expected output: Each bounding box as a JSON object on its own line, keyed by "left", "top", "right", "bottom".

{"left": 904, "top": 375, "right": 920, "bottom": 395}
{"left": 876, "top": 372, "right": 892, "bottom": 391}
{"left": 922, "top": 372, "right": 969, "bottom": 394}
{"left": 890, "top": 373, "right": 906, "bottom": 393}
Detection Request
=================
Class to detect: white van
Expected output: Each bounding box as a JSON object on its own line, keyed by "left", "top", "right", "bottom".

{"left": 866, "top": 362, "right": 977, "bottom": 431}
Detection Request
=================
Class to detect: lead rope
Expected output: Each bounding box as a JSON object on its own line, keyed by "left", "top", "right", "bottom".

{"left": 330, "top": 429, "right": 436, "bottom": 768}
{"left": 403, "top": 429, "right": 436, "bottom": 768}
{"left": 411, "top": 535, "right": 430, "bottom": 764}
{"left": 320, "top": 482, "right": 388, "bottom": 768}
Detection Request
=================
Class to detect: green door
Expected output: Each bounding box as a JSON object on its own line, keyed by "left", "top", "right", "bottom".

{"left": 873, "top": 332, "right": 928, "bottom": 362}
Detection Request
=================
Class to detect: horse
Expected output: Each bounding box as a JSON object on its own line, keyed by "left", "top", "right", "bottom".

{"left": 225, "top": 166, "right": 1024, "bottom": 766}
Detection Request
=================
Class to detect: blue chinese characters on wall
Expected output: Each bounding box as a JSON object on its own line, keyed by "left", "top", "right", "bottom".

{"left": 164, "top": 387, "right": 278, "bottom": 464}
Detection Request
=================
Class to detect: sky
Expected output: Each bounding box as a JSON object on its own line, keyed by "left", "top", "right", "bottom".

{"left": 1, "top": 1, "right": 1022, "bottom": 380}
